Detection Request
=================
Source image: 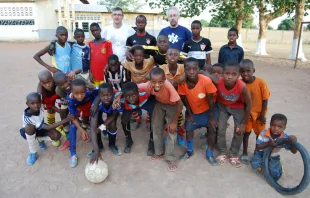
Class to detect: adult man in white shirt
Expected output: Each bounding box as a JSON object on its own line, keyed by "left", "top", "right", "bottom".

{"left": 102, "top": 7, "right": 136, "bottom": 61}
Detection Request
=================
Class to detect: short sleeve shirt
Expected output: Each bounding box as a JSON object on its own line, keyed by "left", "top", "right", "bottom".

{"left": 218, "top": 44, "right": 244, "bottom": 64}
{"left": 138, "top": 80, "right": 180, "bottom": 105}
{"left": 102, "top": 24, "right": 135, "bottom": 61}
{"left": 22, "top": 107, "right": 45, "bottom": 129}
{"left": 182, "top": 37, "right": 213, "bottom": 69}
{"left": 178, "top": 75, "right": 217, "bottom": 114}
{"left": 245, "top": 77, "right": 270, "bottom": 120}
{"left": 159, "top": 25, "right": 192, "bottom": 51}
{"left": 71, "top": 43, "right": 90, "bottom": 73}
{"left": 122, "top": 57, "right": 155, "bottom": 84}
{"left": 126, "top": 32, "right": 157, "bottom": 47}
{"left": 160, "top": 64, "right": 185, "bottom": 81}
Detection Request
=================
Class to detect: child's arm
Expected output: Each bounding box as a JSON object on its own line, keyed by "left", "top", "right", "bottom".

{"left": 104, "top": 112, "right": 119, "bottom": 126}
{"left": 288, "top": 135, "right": 298, "bottom": 154}
{"left": 255, "top": 140, "right": 277, "bottom": 150}
{"left": 71, "top": 118, "right": 89, "bottom": 140}
{"left": 90, "top": 97, "right": 101, "bottom": 116}
{"left": 259, "top": 99, "right": 268, "bottom": 125}
{"left": 207, "top": 93, "right": 217, "bottom": 130}
{"left": 180, "top": 96, "right": 194, "bottom": 122}
{"left": 206, "top": 53, "right": 211, "bottom": 65}
{"left": 239, "top": 49, "right": 244, "bottom": 62}
{"left": 33, "top": 46, "right": 59, "bottom": 73}
{"left": 89, "top": 114, "right": 102, "bottom": 164}
{"left": 237, "top": 87, "right": 252, "bottom": 134}
{"left": 167, "top": 100, "right": 183, "bottom": 134}
{"left": 41, "top": 115, "right": 73, "bottom": 131}
{"left": 199, "top": 70, "right": 219, "bottom": 85}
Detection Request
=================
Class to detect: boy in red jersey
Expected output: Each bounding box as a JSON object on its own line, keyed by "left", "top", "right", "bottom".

{"left": 201, "top": 60, "right": 252, "bottom": 168}
{"left": 89, "top": 23, "right": 113, "bottom": 87}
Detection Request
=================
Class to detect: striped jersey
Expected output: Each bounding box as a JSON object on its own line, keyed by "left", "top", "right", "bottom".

{"left": 22, "top": 107, "right": 45, "bottom": 130}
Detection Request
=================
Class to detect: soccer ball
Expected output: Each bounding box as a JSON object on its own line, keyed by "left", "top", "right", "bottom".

{"left": 85, "top": 160, "right": 108, "bottom": 183}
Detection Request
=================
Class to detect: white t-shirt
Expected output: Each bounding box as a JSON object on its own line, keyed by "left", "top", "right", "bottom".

{"left": 102, "top": 24, "right": 135, "bottom": 62}
{"left": 23, "top": 107, "right": 45, "bottom": 129}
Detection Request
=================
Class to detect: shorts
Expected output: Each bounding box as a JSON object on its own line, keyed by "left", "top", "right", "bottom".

{"left": 76, "top": 100, "right": 92, "bottom": 118}
{"left": 92, "top": 80, "right": 104, "bottom": 87}
{"left": 79, "top": 72, "right": 89, "bottom": 81}
{"left": 245, "top": 117, "right": 266, "bottom": 136}
{"left": 185, "top": 105, "right": 219, "bottom": 132}
{"left": 42, "top": 94, "right": 60, "bottom": 110}
{"left": 19, "top": 127, "right": 49, "bottom": 140}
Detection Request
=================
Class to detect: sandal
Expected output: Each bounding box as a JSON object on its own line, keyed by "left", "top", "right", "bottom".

{"left": 230, "top": 157, "right": 242, "bottom": 168}
{"left": 240, "top": 155, "right": 249, "bottom": 165}
{"left": 216, "top": 155, "right": 227, "bottom": 166}
{"left": 167, "top": 160, "right": 178, "bottom": 172}
{"left": 150, "top": 153, "right": 164, "bottom": 161}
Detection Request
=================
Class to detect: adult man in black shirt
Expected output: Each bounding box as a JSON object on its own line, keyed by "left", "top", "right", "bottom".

{"left": 126, "top": 15, "right": 157, "bottom": 47}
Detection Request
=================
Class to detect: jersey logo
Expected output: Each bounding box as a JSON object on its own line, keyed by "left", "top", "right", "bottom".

{"left": 101, "top": 48, "right": 106, "bottom": 54}
{"left": 200, "top": 44, "right": 206, "bottom": 51}
{"left": 198, "top": 93, "right": 206, "bottom": 99}
{"left": 146, "top": 38, "right": 150, "bottom": 44}
{"left": 168, "top": 33, "right": 179, "bottom": 44}
{"left": 133, "top": 40, "right": 136, "bottom": 43}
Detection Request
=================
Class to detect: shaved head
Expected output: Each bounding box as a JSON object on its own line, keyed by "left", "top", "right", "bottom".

{"left": 56, "top": 26, "right": 68, "bottom": 34}
{"left": 38, "top": 70, "right": 52, "bottom": 81}
{"left": 240, "top": 59, "right": 254, "bottom": 69}
{"left": 53, "top": 71, "right": 67, "bottom": 84}
{"left": 26, "top": 92, "right": 41, "bottom": 102}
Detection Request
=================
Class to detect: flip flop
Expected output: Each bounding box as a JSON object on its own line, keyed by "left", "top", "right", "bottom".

{"left": 240, "top": 155, "right": 249, "bottom": 165}
{"left": 230, "top": 157, "right": 242, "bottom": 168}
{"left": 150, "top": 154, "right": 164, "bottom": 161}
{"left": 167, "top": 160, "right": 178, "bottom": 172}
{"left": 216, "top": 155, "right": 227, "bottom": 166}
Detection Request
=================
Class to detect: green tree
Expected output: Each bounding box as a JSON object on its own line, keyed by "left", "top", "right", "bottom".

{"left": 208, "top": 14, "right": 254, "bottom": 28}
{"left": 268, "top": 25, "right": 274, "bottom": 30}
{"left": 200, "top": 19, "right": 209, "bottom": 27}
{"left": 307, "top": 24, "right": 310, "bottom": 31}
{"left": 277, "top": 18, "right": 294, "bottom": 30}
{"left": 97, "top": 0, "right": 143, "bottom": 12}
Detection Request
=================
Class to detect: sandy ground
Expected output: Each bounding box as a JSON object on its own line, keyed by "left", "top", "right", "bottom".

{"left": 0, "top": 42, "right": 309, "bottom": 198}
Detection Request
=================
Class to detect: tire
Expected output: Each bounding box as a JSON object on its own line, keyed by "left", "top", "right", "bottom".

{"left": 263, "top": 139, "right": 310, "bottom": 195}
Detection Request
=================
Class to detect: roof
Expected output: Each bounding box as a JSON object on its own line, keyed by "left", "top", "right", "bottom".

{"left": 74, "top": 4, "right": 107, "bottom": 12}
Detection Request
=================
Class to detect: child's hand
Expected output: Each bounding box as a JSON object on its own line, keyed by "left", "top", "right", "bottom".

{"left": 185, "top": 113, "right": 194, "bottom": 123}
{"left": 236, "top": 124, "right": 245, "bottom": 134}
{"left": 67, "top": 71, "right": 76, "bottom": 80}
{"left": 112, "top": 98, "right": 121, "bottom": 109}
{"left": 166, "top": 122, "right": 177, "bottom": 134}
{"left": 178, "top": 74, "right": 186, "bottom": 84}
{"left": 125, "top": 50, "right": 134, "bottom": 61}
{"left": 259, "top": 113, "right": 266, "bottom": 125}
{"left": 89, "top": 151, "right": 102, "bottom": 164}
{"left": 288, "top": 135, "right": 297, "bottom": 144}
{"left": 268, "top": 139, "right": 278, "bottom": 147}
{"left": 204, "top": 64, "right": 212, "bottom": 73}
{"left": 65, "top": 114, "right": 75, "bottom": 122}
{"left": 81, "top": 131, "right": 89, "bottom": 141}
{"left": 208, "top": 118, "right": 218, "bottom": 131}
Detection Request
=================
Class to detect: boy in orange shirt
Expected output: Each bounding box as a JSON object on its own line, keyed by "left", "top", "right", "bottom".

{"left": 160, "top": 48, "right": 185, "bottom": 146}
{"left": 240, "top": 59, "right": 270, "bottom": 164}
{"left": 178, "top": 58, "right": 218, "bottom": 165}
{"left": 138, "top": 67, "right": 183, "bottom": 172}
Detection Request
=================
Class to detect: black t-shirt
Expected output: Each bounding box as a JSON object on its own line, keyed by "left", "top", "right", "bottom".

{"left": 182, "top": 37, "right": 213, "bottom": 69}
{"left": 143, "top": 46, "right": 167, "bottom": 67}
{"left": 126, "top": 32, "right": 157, "bottom": 47}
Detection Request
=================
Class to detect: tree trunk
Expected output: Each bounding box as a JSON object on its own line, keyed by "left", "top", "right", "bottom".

{"left": 254, "top": 13, "right": 268, "bottom": 55}
{"left": 235, "top": 15, "right": 244, "bottom": 48}
{"left": 288, "top": 0, "right": 307, "bottom": 61}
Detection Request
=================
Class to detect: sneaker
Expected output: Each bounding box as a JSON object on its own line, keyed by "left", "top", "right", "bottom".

{"left": 59, "top": 140, "right": 69, "bottom": 151}
{"left": 38, "top": 141, "right": 47, "bottom": 151}
{"left": 69, "top": 155, "right": 78, "bottom": 168}
{"left": 109, "top": 145, "right": 121, "bottom": 156}
{"left": 177, "top": 134, "right": 185, "bottom": 147}
{"left": 180, "top": 151, "right": 194, "bottom": 161}
{"left": 52, "top": 140, "right": 60, "bottom": 147}
{"left": 147, "top": 140, "right": 155, "bottom": 156}
{"left": 87, "top": 148, "right": 104, "bottom": 158}
{"left": 27, "top": 153, "right": 38, "bottom": 165}
{"left": 207, "top": 155, "right": 218, "bottom": 166}
{"left": 124, "top": 138, "right": 133, "bottom": 153}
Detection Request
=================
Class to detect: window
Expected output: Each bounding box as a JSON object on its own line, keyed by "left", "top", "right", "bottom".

{"left": 75, "top": 22, "right": 78, "bottom": 29}
{"left": 0, "top": 19, "right": 35, "bottom": 25}
{"left": 82, "top": 22, "right": 89, "bottom": 32}
{"left": 0, "top": 6, "right": 33, "bottom": 17}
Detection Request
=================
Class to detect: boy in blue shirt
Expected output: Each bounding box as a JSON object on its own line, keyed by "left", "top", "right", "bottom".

{"left": 34, "top": 26, "right": 77, "bottom": 78}
{"left": 218, "top": 28, "right": 244, "bottom": 65}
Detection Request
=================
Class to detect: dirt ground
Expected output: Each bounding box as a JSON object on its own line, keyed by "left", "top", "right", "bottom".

{"left": 0, "top": 42, "right": 309, "bottom": 198}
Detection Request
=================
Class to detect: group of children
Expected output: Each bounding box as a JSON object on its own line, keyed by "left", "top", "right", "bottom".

{"left": 21, "top": 18, "right": 298, "bottom": 178}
